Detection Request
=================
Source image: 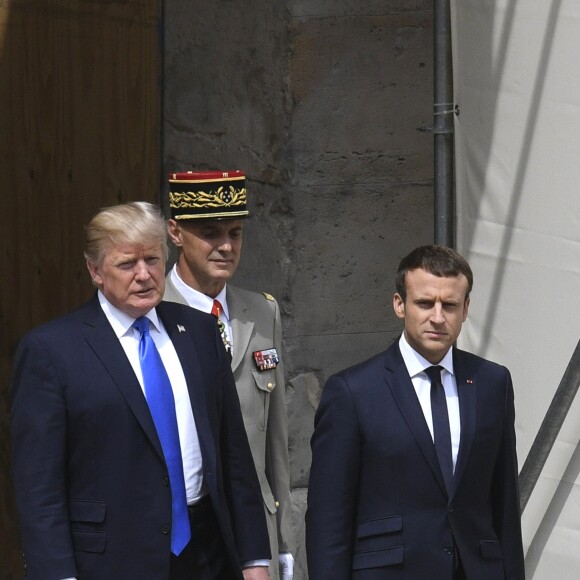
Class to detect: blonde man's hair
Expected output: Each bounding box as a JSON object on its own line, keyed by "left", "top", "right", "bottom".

{"left": 84, "top": 202, "right": 168, "bottom": 265}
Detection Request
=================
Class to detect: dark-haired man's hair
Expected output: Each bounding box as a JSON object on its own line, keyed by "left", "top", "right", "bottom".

{"left": 395, "top": 245, "right": 473, "bottom": 302}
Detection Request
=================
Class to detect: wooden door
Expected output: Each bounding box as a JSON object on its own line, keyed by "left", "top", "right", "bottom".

{"left": 0, "top": 1, "right": 162, "bottom": 576}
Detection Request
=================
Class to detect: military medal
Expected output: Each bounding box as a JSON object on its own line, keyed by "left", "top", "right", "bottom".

{"left": 217, "top": 319, "right": 232, "bottom": 353}
{"left": 253, "top": 348, "right": 279, "bottom": 370}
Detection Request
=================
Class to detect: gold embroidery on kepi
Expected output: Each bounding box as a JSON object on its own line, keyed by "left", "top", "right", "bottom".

{"left": 168, "top": 170, "right": 249, "bottom": 221}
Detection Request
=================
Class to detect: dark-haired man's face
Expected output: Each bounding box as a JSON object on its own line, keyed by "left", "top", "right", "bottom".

{"left": 393, "top": 268, "right": 470, "bottom": 364}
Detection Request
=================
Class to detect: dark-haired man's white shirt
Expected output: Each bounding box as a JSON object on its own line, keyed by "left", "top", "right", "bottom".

{"left": 398, "top": 332, "right": 461, "bottom": 470}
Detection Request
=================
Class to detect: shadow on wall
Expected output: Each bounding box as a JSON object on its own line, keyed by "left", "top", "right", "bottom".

{"left": 457, "top": 0, "right": 564, "bottom": 355}
{"left": 525, "top": 439, "right": 580, "bottom": 578}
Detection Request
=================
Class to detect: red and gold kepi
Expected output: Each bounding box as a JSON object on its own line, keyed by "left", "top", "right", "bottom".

{"left": 168, "top": 170, "right": 249, "bottom": 221}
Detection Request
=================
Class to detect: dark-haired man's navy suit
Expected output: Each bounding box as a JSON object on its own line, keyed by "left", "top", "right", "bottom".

{"left": 11, "top": 296, "right": 270, "bottom": 580}
{"left": 306, "top": 340, "right": 525, "bottom": 580}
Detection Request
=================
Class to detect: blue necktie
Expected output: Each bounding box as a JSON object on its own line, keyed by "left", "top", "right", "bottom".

{"left": 133, "top": 316, "right": 191, "bottom": 555}
{"left": 425, "top": 365, "right": 454, "bottom": 495}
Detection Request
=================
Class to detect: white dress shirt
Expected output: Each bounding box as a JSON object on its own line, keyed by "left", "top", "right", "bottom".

{"left": 98, "top": 291, "right": 205, "bottom": 502}
{"left": 398, "top": 333, "right": 461, "bottom": 471}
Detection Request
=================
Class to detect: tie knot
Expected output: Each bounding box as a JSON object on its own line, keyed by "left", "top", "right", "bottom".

{"left": 133, "top": 316, "right": 150, "bottom": 334}
{"left": 211, "top": 300, "right": 223, "bottom": 318}
{"left": 425, "top": 365, "right": 443, "bottom": 384}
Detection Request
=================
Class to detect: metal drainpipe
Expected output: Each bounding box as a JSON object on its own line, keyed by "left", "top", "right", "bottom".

{"left": 433, "top": 0, "right": 455, "bottom": 247}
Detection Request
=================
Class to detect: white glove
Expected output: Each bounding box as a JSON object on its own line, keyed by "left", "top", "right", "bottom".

{"left": 279, "top": 552, "right": 294, "bottom": 580}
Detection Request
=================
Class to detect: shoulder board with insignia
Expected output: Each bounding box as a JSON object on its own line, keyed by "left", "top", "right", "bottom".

{"left": 261, "top": 292, "right": 275, "bottom": 301}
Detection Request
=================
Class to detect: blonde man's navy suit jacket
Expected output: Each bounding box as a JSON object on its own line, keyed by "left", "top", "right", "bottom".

{"left": 164, "top": 277, "right": 293, "bottom": 579}
{"left": 306, "top": 340, "right": 525, "bottom": 580}
{"left": 11, "top": 295, "right": 270, "bottom": 580}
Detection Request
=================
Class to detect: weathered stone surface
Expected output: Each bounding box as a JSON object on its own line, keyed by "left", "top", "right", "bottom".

{"left": 289, "top": 14, "right": 432, "bottom": 185}
{"left": 287, "top": 372, "right": 321, "bottom": 487}
{"left": 163, "top": 1, "right": 291, "bottom": 183}
{"left": 290, "top": 487, "right": 308, "bottom": 579}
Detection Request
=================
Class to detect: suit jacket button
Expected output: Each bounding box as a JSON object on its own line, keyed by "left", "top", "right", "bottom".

{"left": 162, "top": 475, "right": 169, "bottom": 486}
{"left": 267, "top": 382, "right": 274, "bottom": 391}
{"left": 448, "top": 505, "right": 454, "bottom": 512}
{"left": 161, "top": 524, "right": 170, "bottom": 534}
{"left": 275, "top": 500, "right": 280, "bottom": 508}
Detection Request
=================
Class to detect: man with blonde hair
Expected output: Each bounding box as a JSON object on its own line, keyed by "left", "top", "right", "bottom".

{"left": 11, "top": 202, "right": 270, "bottom": 580}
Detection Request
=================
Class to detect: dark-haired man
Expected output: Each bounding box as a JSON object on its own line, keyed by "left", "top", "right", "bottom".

{"left": 306, "top": 245, "right": 525, "bottom": 580}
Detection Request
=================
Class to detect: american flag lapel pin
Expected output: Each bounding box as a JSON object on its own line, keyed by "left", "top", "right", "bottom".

{"left": 177, "top": 324, "right": 186, "bottom": 333}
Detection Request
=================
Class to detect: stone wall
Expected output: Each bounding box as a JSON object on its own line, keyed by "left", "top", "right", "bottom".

{"left": 164, "top": 1, "right": 434, "bottom": 577}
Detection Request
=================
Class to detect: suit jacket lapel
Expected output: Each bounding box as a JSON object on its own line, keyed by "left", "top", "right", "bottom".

{"left": 227, "top": 286, "right": 254, "bottom": 373}
{"left": 384, "top": 342, "right": 449, "bottom": 496}
{"left": 81, "top": 296, "right": 163, "bottom": 460}
{"left": 452, "top": 348, "right": 477, "bottom": 490}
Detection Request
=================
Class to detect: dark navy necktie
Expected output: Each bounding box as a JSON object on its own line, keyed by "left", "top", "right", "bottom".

{"left": 133, "top": 316, "right": 191, "bottom": 555}
{"left": 425, "top": 365, "right": 454, "bottom": 495}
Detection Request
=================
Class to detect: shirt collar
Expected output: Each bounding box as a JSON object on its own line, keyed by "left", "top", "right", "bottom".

{"left": 398, "top": 331, "right": 454, "bottom": 378}
{"left": 97, "top": 290, "right": 161, "bottom": 337}
{"left": 170, "top": 265, "right": 230, "bottom": 320}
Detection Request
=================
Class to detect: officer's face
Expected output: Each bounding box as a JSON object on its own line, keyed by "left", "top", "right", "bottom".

{"left": 87, "top": 242, "right": 166, "bottom": 318}
{"left": 168, "top": 219, "right": 243, "bottom": 297}
{"left": 393, "top": 268, "right": 470, "bottom": 364}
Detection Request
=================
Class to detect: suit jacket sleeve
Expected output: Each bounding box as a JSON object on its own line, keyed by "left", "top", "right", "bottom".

{"left": 11, "top": 330, "right": 78, "bottom": 579}
{"left": 491, "top": 369, "right": 525, "bottom": 579}
{"left": 305, "top": 372, "right": 362, "bottom": 580}
{"left": 265, "top": 296, "right": 293, "bottom": 553}
{"left": 215, "top": 321, "right": 272, "bottom": 563}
